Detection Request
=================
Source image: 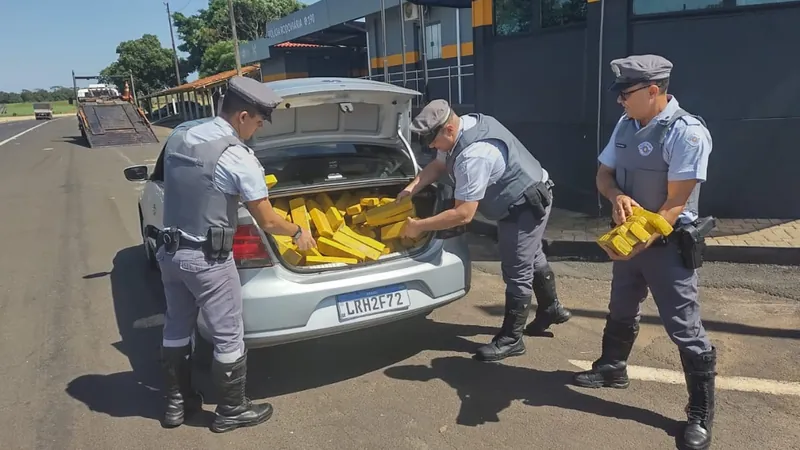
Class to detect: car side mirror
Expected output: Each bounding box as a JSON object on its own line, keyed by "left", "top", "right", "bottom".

{"left": 123, "top": 165, "right": 149, "bottom": 181}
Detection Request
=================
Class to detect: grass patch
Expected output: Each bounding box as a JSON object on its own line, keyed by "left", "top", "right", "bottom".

{"left": 0, "top": 101, "right": 76, "bottom": 117}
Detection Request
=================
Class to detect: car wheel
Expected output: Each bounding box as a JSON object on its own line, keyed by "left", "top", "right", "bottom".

{"left": 139, "top": 211, "right": 159, "bottom": 271}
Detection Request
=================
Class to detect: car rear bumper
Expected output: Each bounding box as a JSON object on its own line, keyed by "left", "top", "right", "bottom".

{"left": 197, "top": 238, "right": 471, "bottom": 348}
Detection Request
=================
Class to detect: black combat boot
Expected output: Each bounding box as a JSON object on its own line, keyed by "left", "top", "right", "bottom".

{"left": 474, "top": 293, "right": 531, "bottom": 362}
{"left": 573, "top": 317, "right": 639, "bottom": 389}
{"left": 680, "top": 347, "right": 717, "bottom": 450}
{"left": 210, "top": 350, "right": 273, "bottom": 433}
{"left": 524, "top": 266, "right": 572, "bottom": 335}
{"left": 160, "top": 345, "right": 204, "bottom": 428}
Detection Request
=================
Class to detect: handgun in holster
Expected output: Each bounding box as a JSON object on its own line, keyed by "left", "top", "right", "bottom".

{"left": 204, "top": 226, "right": 235, "bottom": 261}
{"left": 522, "top": 180, "right": 552, "bottom": 220}
{"left": 676, "top": 216, "right": 716, "bottom": 270}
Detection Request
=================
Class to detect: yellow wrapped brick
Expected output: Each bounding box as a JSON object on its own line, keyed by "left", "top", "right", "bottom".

{"left": 360, "top": 197, "right": 381, "bottom": 208}
{"left": 380, "top": 197, "right": 395, "bottom": 206}
{"left": 365, "top": 196, "right": 413, "bottom": 222}
{"left": 305, "top": 255, "right": 359, "bottom": 265}
{"left": 332, "top": 230, "right": 383, "bottom": 261}
{"left": 339, "top": 225, "right": 386, "bottom": 252}
{"left": 317, "top": 236, "right": 366, "bottom": 261}
{"left": 334, "top": 191, "right": 354, "bottom": 215}
{"left": 367, "top": 207, "right": 416, "bottom": 227}
{"left": 351, "top": 212, "right": 367, "bottom": 225}
{"left": 272, "top": 198, "right": 290, "bottom": 221}
{"left": 264, "top": 174, "right": 278, "bottom": 189}
{"left": 307, "top": 199, "right": 335, "bottom": 238}
{"left": 289, "top": 197, "right": 310, "bottom": 230}
{"left": 273, "top": 236, "right": 304, "bottom": 266}
{"left": 346, "top": 203, "right": 363, "bottom": 216}
{"left": 355, "top": 225, "right": 377, "bottom": 239}
{"left": 380, "top": 220, "right": 407, "bottom": 241}
{"left": 315, "top": 193, "right": 336, "bottom": 212}
{"left": 632, "top": 207, "right": 674, "bottom": 236}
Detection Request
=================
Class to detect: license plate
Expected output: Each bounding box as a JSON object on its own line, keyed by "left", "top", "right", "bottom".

{"left": 336, "top": 284, "right": 410, "bottom": 322}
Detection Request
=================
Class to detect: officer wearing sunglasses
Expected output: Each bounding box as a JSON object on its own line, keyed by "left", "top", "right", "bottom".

{"left": 398, "top": 99, "right": 572, "bottom": 362}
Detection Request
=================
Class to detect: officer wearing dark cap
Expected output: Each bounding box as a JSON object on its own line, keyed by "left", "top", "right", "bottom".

{"left": 572, "top": 55, "right": 717, "bottom": 450}
{"left": 399, "top": 99, "right": 572, "bottom": 362}
{"left": 156, "top": 76, "right": 316, "bottom": 433}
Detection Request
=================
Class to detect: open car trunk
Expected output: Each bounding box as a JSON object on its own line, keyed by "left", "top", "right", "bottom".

{"left": 263, "top": 181, "right": 439, "bottom": 272}
{"left": 243, "top": 77, "right": 431, "bottom": 272}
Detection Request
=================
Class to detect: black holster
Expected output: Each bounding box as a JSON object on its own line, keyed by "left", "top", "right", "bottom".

{"left": 521, "top": 179, "right": 554, "bottom": 220}
{"left": 674, "top": 217, "right": 716, "bottom": 270}
{"left": 203, "top": 226, "right": 235, "bottom": 261}
{"left": 158, "top": 227, "right": 181, "bottom": 254}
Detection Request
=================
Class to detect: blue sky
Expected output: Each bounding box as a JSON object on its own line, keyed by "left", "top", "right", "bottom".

{"left": 0, "top": 0, "right": 317, "bottom": 92}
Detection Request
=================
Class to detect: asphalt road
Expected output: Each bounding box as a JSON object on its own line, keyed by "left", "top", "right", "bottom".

{"left": 0, "top": 119, "right": 48, "bottom": 144}
{"left": 1, "top": 118, "right": 798, "bottom": 450}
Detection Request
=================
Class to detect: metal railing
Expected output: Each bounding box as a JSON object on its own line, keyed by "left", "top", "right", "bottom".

{"left": 362, "top": 63, "right": 475, "bottom": 107}
{"left": 0, "top": 105, "right": 6, "bottom": 115}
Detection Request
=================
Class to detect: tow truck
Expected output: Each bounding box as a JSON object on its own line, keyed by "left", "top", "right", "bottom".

{"left": 71, "top": 71, "right": 159, "bottom": 148}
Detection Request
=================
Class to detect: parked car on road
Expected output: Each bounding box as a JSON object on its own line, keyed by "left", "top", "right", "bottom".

{"left": 123, "top": 77, "right": 472, "bottom": 355}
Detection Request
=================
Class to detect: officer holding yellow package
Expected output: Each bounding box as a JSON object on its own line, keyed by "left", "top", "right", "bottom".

{"left": 572, "top": 54, "right": 717, "bottom": 450}
{"left": 399, "top": 99, "right": 571, "bottom": 363}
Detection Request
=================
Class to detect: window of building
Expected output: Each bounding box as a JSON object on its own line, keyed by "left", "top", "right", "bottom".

{"left": 494, "top": 0, "right": 534, "bottom": 36}
{"left": 633, "top": 0, "right": 799, "bottom": 15}
{"left": 425, "top": 23, "right": 442, "bottom": 60}
{"left": 541, "top": 0, "right": 588, "bottom": 28}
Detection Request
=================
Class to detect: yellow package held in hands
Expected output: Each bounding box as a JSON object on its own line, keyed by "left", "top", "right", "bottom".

{"left": 632, "top": 206, "right": 674, "bottom": 236}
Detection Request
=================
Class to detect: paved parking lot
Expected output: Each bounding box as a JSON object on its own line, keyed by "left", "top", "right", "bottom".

{"left": 1, "top": 118, "right": 798, "bottom": 450}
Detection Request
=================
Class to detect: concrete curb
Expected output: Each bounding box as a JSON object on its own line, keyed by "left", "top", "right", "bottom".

{"left": 466, "top": 220, "right": 800, "bottom": 266}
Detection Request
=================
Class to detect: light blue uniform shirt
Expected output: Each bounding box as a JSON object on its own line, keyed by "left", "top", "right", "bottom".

{"left": 597, "top": 96, "right": 712, "bottom": 223}
{"left": 437, "top": 115, "right": 548, "bottom": 202}
{"left": 167, "top": 117, "right": 269, "bottom": 241}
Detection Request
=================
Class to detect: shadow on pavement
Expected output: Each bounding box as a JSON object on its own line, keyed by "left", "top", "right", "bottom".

{"left": 66, "top": 245, "right": 499, "bottom": 423}
{"left": 477, "top": 304, "right": 800, "bottom": 340}
{"left": 384, "top": 355, "right": 681, "bottom": 438}
{"left": 52, "top": 135, "right": 90, "bottom": 148}
{"left": 66, "top": 245, "right": 213, "bottom": 428}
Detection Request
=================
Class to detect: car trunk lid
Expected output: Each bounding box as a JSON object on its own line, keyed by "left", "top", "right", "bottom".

{"left": 248, "top": 78, "right": 420, "bottom": 158}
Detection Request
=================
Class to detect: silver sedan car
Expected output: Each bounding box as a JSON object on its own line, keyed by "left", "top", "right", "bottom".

{"left": 124, "top": 77, "right": 472, "bottom": 358}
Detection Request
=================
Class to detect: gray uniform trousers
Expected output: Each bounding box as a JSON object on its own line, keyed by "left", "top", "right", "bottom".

{"left": 157, "top": 247, "right": 245, "bottom": 357}
{"left": 496, "top": 201, "right": 552, "bottom": 298}
{"left": 609, "top": 241, "right": 711, "bottom": 356}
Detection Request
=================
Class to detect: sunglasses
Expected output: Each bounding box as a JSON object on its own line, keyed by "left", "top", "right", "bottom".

{"left": 618, "top": 84, "right": 652, "bottom": 101}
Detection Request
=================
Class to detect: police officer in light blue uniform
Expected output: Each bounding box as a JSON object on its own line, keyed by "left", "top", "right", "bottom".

{"left": 156, "top": 76, "right": 316, "bottom": 433}
{"left": 572, "top": 55, "right": 717, "bottom": 450}
{"left": 399, "top": 99, "right": 572, "bottom": 362}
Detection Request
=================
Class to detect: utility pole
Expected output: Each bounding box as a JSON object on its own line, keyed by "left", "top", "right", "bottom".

{"left": 228, "top": 0, "right": 242, "bottom": 75}
{"left": 164, "top": 1, "right": 184, "bottom": 117}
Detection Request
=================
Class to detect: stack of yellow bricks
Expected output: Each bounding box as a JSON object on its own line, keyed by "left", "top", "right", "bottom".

{"left": 267, "top": 181, "right": 427, "bottom": 267}
{"left": 596, "top": 207, "right": 674, "bottom": 256}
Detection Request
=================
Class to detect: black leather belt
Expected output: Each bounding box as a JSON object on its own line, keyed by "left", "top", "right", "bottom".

{"left": 178, "top": 239, "right": 204, "bottom": 250}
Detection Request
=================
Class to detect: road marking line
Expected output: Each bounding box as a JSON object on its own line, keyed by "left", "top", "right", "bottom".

{"left": 43, "top": 147, "right": 53, "bottom": 151}
{"left": 114, "top": 148, "right": 136, "bottom": 166}
{"left": 0, "top": 120, "right": 54, "bottom": 147}
{"left": 568, "top": 360, "right": 800, "bottom": 397}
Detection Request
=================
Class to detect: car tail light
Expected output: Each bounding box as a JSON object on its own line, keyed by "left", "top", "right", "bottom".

{"left": 232, "top": 224, "right": 273, "bottom": 268}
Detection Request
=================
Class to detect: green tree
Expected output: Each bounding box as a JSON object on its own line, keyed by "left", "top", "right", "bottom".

{"left": 100, "top": 34, "right": 189, "bottom": 95}
{"left": 173, "top": 0, "right": 305, "bottom": 74}
{"left": 199, "top": 40, "right": 244, "bottom": 77}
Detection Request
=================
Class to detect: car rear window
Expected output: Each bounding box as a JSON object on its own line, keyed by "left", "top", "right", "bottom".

{"left": 255, "top": 142, "right": 414, "bottom": 189}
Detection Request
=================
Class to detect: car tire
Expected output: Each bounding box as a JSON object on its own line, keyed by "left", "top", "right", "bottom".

{"left": 139, "top": 210, "right": 159, "bottom": 271}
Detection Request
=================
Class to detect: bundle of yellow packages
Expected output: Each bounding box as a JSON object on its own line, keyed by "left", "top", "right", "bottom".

{"left": 269, "top": 190, "right": 429, "bottom": 267}
{"left": 597, "top": 206, "right": 674, "bottom": 256}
